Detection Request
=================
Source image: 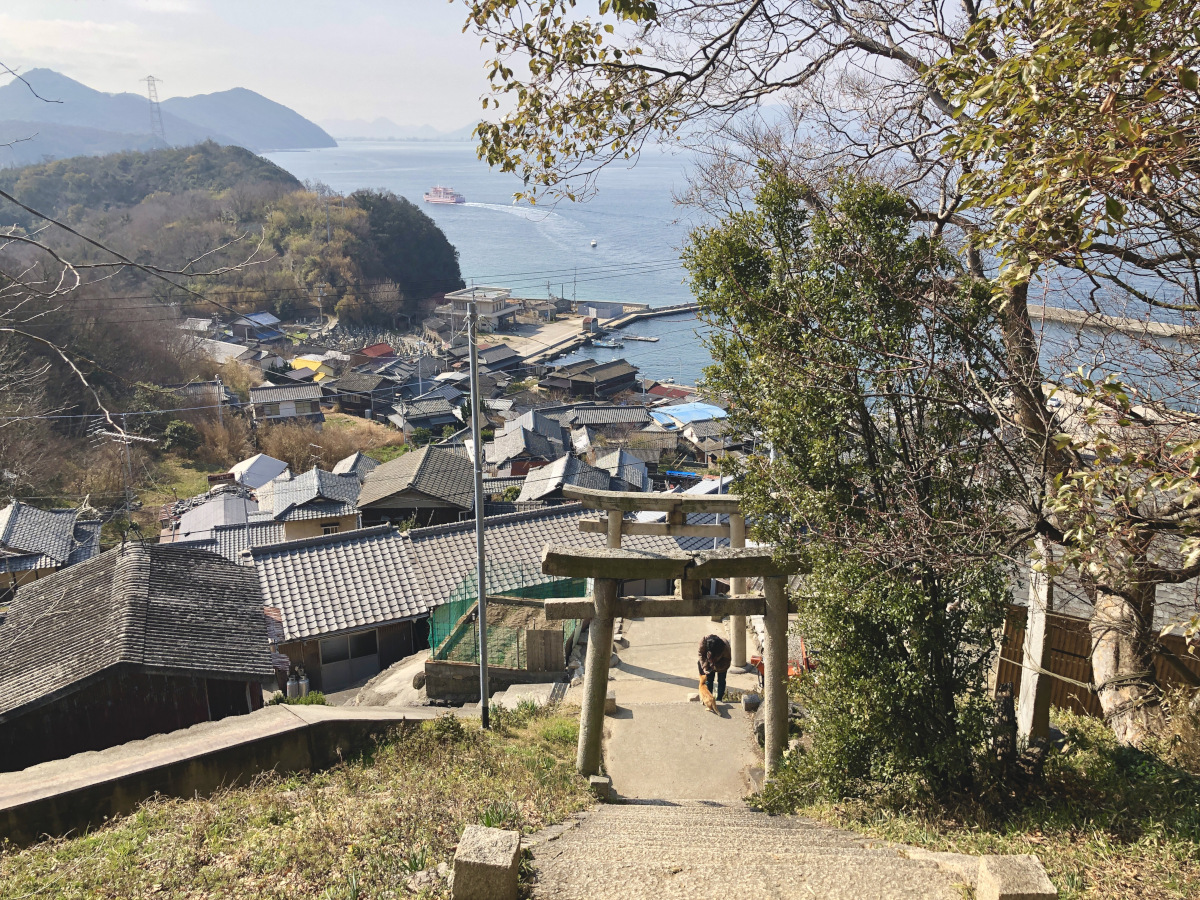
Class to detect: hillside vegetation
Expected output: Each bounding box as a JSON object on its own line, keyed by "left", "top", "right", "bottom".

{"left": 0, "top": 143, "right": 463, "bottom": 508}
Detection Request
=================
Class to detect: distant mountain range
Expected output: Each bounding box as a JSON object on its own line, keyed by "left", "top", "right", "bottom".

{"left": 320, "top": 116, "right": 477, "bottom": 142}
{"left": 0, "top": 69, "right": 335, "bottom": 166}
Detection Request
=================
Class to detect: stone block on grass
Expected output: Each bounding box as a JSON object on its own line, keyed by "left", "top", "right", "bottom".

{"left": 742, "top": 692, "right": 762, "bottom": 712}
{"left": 589, "top": 774, "right": 613, "bottom": 801}
{"left": 605, "top": 691, "right": 617, "bottom": 715}
{"left": 976, "top": 855, "right": 1057, "bottom": 900}
{"left": 452, "top": 825, "right": 521, "bottom": 900}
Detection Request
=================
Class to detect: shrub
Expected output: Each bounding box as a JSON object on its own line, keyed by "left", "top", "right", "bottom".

{"left": 760, "top": 548, "right": 1008, "bottom": 808}
{"left": 267, "top": 691, "right": 327, "bottom": 706}
{"left": 161, "top": 419, "right": 201, "bottom": 453}
{"left": 410, "top": 427, "right": 432, "bottom": 446}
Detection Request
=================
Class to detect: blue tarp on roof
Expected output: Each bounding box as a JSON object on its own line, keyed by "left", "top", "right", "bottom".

{"left": 246, "top": 311, "right": 281, "bottom": 326}
{"left": 653, "top": 401, "right": 728, "bottom": 426}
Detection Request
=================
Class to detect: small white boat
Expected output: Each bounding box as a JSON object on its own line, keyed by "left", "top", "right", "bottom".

{"left": 590, "top": 239, "right": 597, "bottom": 248}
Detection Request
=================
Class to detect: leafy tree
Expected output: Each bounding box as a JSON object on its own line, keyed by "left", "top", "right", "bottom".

{"left": 468, "top": 0, "right": 1200, "bottom": 748}
{"left": 938, "top": 0, "right": 1200, "bottom": 743}
{"left": 352, "top": 189, "right": 465, "bottom": 300}
{"left": 161, "top": 420, "right": 201, "bottom": 453}
{"left": 410, "top": 427, "right": 433, "bottom": 446}
{"left": 686, "top": 174, "right": 1014, "bottom": 792}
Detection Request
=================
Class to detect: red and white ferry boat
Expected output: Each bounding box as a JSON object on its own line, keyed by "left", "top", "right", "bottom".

{"left": 423, "top": 185, "right": 466, "bottom": 204}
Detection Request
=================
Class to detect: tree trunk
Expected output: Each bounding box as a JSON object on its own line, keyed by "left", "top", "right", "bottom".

{"left": 1089, "top": 579, "right": 1165, "bottom": 746}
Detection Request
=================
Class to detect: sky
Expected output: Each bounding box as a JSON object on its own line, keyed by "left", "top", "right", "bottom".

{"left": 0, "top": 0, "right": 495, "bottom": 131}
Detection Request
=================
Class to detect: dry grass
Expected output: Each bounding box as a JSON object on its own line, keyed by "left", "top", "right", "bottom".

{"left": 0, "top": 708, "right": 590, "bottom": 900}
{"left": 259, "top": 415, "right": 405, "bottom": 473}
{"left": 780, "top": 710, "right": 1200, "bottom": 900}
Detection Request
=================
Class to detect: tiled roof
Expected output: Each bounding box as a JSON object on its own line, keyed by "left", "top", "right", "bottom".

{"left": 252, "top": 525, "right": 423, "bottom": 642}
{"left": 401, "top": 396, "right": 458, "bottom": 420}
{"left": 249, "top": 384, "right": 323, "bottom": 403}
{"left": 248, "top": 502, "right": 725, "bottom": 643}
{"left": 504, "top": 409, "right": 568, "bottom": 443}
{"left": 595, "top": 448, "right": 651, "bottom": 492}
{"left": 479, "top": 345, "right": 523, "bottom": 367}
{"left": 243, "top": 311, "right": 281, "bottom": 327}
{"left": 0, "top": 544, "right": 274, "bottom": 721}
{"left": 486, "top": 426, "right": 562, "bottom": 467}
{"left": 685, "top": 419, "right": 729, "bottom": 439}
{"left": 357, "top": 445, "right": 475, "bottom": 510}
{"left": 256, "top": 468, "right": 360, "bottom": 521}
{"left": 335, "top": 372, "right": 394, "bottom": 393}
{"left": 517, "top": 455, "right": 611, "bottom": 502}
{"left": 0, "top": 501, "right": 102, "bottom": 573}
{"left": 412, "top": 384, "right": 465, "bottom": 405}
{"left": 332, "top": 451, "right": 380, "bottom": 481}
{"left": 568, "top": 405, "right": 652, "bottom": 426}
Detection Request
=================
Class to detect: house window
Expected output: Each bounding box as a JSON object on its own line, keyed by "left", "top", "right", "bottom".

{"left": 322, "top": 523, "right": 340, "bottom": 535}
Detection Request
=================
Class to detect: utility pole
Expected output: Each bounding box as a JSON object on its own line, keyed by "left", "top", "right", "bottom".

{"left": 121, "top": 414, "right": 135, "bottom": 510}
{"left": 468, "top": 300, "right": 490, "bottom": 728}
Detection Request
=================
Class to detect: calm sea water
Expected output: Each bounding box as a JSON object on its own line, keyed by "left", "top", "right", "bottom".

{"left": 263, "top": 142, "right": 1192, "bottom": 395}
{"left": 263, "top": 140, "right": 716, "bottom": 384}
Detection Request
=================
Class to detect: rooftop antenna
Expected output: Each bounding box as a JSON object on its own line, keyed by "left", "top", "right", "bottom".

{"left": 142, "top": 76, "right": 167, "bottom": 146}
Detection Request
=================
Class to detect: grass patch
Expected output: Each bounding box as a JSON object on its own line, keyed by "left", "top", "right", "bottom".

{"left": 0, "top": 707, "right": 590, "bottom": 899}
{"left": 367, "top": 444, "right": 411, "bottom": 464}
{"left": 763, "top": 710, "right": 1200, "bottom": 899}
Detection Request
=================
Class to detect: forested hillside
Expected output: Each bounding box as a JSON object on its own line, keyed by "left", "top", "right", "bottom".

{"left": 0, "top": 143, "right": 463, "bottom": 506}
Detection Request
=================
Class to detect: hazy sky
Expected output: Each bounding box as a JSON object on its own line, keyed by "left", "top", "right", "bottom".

{"left": 0, "top": 1, "right": 494, "bottom": 130}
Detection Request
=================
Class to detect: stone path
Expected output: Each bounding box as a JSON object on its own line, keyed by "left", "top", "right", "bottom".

{"left": 532, "top": 616, "right": 970, "bottom": 899}
{"left": 600, "top": 614, "right": 761, "bottom": 801}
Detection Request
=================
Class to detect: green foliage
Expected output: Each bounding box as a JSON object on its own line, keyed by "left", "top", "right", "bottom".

{"left": 776, "top": 549, "right": 1006, "bottom": 799}
{"left": 161, "top": 420, "right": 201, "bottom": 453}
{"left": 410, "top": 427, "right": 433, "bottom": 446}
{"left": 0, "top": 142, "right": 300, "bottom": 227}
{"left": 351, "top": 189, "right": 464, "bottom": 298}
{"left": 501, "top": 484, "right": 522, "bottom": 502}
{"left": 774, "top": 710, "right": 1200, "bottom": 899}
{"left": 267, "top": 691, "right": 327, "bottom": 706}
{"left": 939, "top": 0, "right": 1200, "bottom": 290}
{"left": 686, "top": 173, "right": 1015, "bottom": 794}
{"left": 0, "top": 708, "right": 591, "bottom": 900}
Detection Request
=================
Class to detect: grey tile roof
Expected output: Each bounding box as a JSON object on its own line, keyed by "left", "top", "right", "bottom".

{"left": 357, "top": 445, "right": 475, "bottom": 510}
{"left": 0, "top": 501, "right": 103, "bottom": 573}
{"left": 332, "top": 451, "right": 380, "bottom": 481}
{"left": 335, "top": 372, "right": 394, "bottom": 393}
{"left": 251, "top": 525, "right": 423, "bottom": 642}
{"left": 486, "top": 426, "right": 562, "bottom": 467}
{"left": 247, "top": 502, "right": 726, "bottom": 643}
{"left": 595, "top": 448, "right": 651, "bottom": 492}
{"left": 517, "top": 456, "right": 612, "bottom": 502}
{"left": 176, "top": 520, "right": 287, "bottom": 563}
{"left": 504, "top": 409, "right": 569, "bottom": 444}
{"left": 400, "top": 396, "right": 458, "bottom": 420}
{"left": 412, "top": 384, "right": 465, "bottom": 405}
{"left": 249, "top": 384, "right": 323, "bottom": 404}
{"left": 0, "top": 544, "right": 274, "bottom": 721}
{"left": 256, "top": 468, "right": 360, "bottom": 521}
{"left": 568, "top": 405, "right": 652, "bottom": 426}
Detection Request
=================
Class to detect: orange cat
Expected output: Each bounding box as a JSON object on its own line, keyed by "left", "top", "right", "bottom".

{"left": 698, "top": 678, "right": 718, "bottom": 713}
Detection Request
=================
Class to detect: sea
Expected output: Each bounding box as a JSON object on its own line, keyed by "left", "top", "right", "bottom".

{"left": 263, "top": 141, "right": 1192, "bottom": 398}
{"left": 263, "top": 141, "right": 716, "bottom": 386}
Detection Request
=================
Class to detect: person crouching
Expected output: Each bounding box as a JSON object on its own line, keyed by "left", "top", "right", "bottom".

{"left": 698, "top": 633, "right": 732, "bottom": 702}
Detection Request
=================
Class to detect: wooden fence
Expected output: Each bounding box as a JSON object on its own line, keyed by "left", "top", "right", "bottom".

{"left": 998, "top": 605, "right": 1200, "bottom": 717}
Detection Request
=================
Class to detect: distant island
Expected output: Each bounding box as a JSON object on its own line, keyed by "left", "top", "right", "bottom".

{"left": 320, "top": 116, "right": 477, "bottom": 142}
{"left": 0, "top": 69, "right": 336, "bottom": 166}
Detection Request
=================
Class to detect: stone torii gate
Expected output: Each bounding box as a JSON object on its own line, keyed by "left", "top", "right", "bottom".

{"left": 541, "top": 488, "right": 798, "bottom": 777}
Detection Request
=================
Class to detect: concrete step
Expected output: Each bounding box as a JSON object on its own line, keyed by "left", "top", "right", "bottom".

{"left": 529, "top": 803, "right": 967, "bottom": 900}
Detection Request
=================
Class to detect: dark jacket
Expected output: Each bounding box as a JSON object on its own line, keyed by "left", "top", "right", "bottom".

{"left": 697, "top": 634, "right": 732, "bottom": 676}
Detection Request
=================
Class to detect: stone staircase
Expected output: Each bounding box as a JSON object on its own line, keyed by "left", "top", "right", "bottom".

{"left": 527, "top": 801, "right": 967, "bottom": 900}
